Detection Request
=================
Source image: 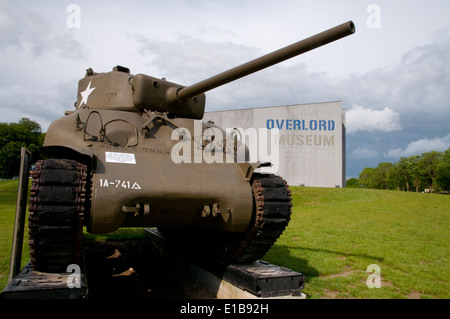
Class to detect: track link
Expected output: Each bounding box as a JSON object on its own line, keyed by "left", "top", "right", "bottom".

{"left": 230, "top": 173, "right": 292, "bottom": 263}
{"left": 28, "top": 159, "right": 89, "bottom": 272}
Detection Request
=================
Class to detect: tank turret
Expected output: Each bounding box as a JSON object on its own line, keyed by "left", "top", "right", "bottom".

{"left": 75, "top": 21, "right": 354, "bottom": 119}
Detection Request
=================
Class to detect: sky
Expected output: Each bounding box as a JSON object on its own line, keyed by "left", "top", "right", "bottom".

{"left": 0, "top": 0, "right": 449, "bottom": 178}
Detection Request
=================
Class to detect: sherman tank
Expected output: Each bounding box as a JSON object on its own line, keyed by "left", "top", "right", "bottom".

{"left": 28, "top": 21, "right": 355, "bottom": 272}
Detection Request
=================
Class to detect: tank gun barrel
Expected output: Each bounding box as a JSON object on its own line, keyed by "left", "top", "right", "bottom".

{"left": 176, "top": 21, "right": 355, "bottom": 101}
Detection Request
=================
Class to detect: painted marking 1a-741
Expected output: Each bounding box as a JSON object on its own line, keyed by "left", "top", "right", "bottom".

{"left": 99, "top": 178, "right": 141, "bottom": 190}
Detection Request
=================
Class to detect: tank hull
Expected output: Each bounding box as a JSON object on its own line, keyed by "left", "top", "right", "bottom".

{"left": 90, "top": 147, "right": 253, "bottom": 233}
{"left": 43, "top": 109, "right": 254, "bottom": 234}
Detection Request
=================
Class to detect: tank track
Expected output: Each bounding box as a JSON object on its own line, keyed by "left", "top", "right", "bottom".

{"left": 28, "top": 159, "right": 89, "bottom": 272}
{"left": 229, "top": 173, "right": 292, "bottom": 263}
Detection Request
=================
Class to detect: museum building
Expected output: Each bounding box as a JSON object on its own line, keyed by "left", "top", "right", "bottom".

{"left": 204, "top": 101, "right": 346, "bottom": 188}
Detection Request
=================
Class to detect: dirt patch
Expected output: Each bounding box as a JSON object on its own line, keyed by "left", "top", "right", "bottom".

{"left": 83, "top": 238, "right": 215, "bottom": 299}
{"left": 319, "top": 266, "right": 357, "bottom": 279}
{"left": 322, "top": 289, "right": 340, "bottom": 299}
{"left": 380, "top": 278, "right": 395, "bottom": 287}
{"left": 406, "top": 291, "right": 422, "bottom": 299}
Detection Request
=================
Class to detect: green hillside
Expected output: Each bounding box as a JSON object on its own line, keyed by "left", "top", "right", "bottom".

{"left": 264, "top": 186, "right": 450, "bottom": 298}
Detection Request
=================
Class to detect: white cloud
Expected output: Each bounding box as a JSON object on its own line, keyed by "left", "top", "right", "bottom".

{"left": 0, "top": 1, "right": 86, "bottom": 59}
{"left": 385, "top": 134, "right": 450, "bottom": 158}
{"left": 135, "top": 36, "right": 260, "bottom": 83}
{"left": 0, "top": 82, "right": 72, "bottom": 131}
{"left": 346, "top": 105, "right": 401, "bottom": 133}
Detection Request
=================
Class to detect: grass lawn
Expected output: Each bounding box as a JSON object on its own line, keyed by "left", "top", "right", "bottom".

{"left": 0, "top": 180, "right": 449, "bottom": 298}
{"left": 264, "top": 187, "right": 450, "bottom": 299}
{"left": 0, "top": 180, "right": 30, "bottom": 290}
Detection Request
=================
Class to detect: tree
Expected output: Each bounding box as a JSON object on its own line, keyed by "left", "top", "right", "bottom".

{"left": 0, "top": 118, "right": 44, "bottom": 178}
{"left": 436, "top": 147, "right": 450, "bottom": 191}
{"left": 346, "top": 178, "right": 360, "bottom": 188}
{"left": 18, "top": 118, "right": 42, "bottom": 133}
{"left": 359, "top": 167, "right": 376, "bottom": 188}
{"left": 417, "top": 151, "right": 443, "bottom": 193}
{"left": 373, "top": 162, "right": 394, "bottom": 190}
{"left": 396, "top": 157, "right": 414, "bottom": 192}
{"left": 355, "top": 148, "right": 450, "bottom": 192}
{"left": 387, "top": 162, "right": 402, "bottom": 191}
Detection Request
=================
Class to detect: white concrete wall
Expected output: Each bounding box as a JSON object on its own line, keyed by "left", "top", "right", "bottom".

{"left": 204, "top": 101, "right": 345, "bottom": 188}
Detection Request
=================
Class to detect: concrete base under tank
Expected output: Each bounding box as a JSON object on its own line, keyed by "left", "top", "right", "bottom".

{"left": 145, "top": 228, "right": 306, "bottom": 299}
{"left": 2, "top": 232, "right": 305, "bottom": 300}
{"left": 1, "top": 262, "right": 88, "bottom": 299}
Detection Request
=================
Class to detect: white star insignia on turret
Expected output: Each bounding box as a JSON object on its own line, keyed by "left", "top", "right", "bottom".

{"left": 79, "top": 81, "right": 95, "bottom": 107}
